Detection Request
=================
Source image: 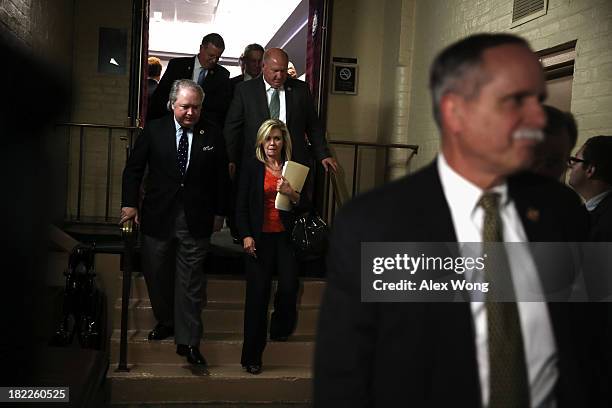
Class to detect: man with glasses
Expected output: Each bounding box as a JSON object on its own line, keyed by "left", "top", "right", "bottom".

{"left": 148, "top": 33, "right": 231, "bottom": 127}
{"left": 568, "top": 135, "right": 612, "bottom": 241}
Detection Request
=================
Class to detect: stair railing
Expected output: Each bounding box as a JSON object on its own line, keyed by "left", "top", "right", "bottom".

{"left": 322, "top": 140, "right": 418, "bottom": 223}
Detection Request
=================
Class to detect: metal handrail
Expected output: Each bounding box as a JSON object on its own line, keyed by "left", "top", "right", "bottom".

{"left": 323, "top": 140, "right": 419, "bottom": 223}
{"left": 56, "top": 123, "right": 142, "bottom": 224}
{"left": 57, "top": 122, "right": 141, "bottom": 130}
{"left": 329, "top": 140, "right": 419, "bottom": 149}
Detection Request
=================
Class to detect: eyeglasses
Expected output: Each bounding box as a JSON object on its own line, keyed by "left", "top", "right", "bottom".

{"left": 567, "top": 156, "right": 587, "bottom": 166}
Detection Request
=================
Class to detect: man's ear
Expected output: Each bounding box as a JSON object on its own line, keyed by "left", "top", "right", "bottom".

{"left": 585, "top": 163, "right": 597, "bottom": 179}
{"left": 440, "top": 93, "right": 464, "bottom": 134}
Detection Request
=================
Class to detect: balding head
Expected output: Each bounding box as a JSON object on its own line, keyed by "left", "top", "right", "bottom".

{"left": 263, "top": 48, "right": 289, "bottom": 88}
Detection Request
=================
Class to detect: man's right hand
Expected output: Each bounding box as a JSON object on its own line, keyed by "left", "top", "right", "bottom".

{"left": 229, "top": 162, "right": 236, "bottom": 180}
{"left": 120, "top": 207, "right": 139, "bottom": 225}
{"left": 243, "top": 236, "right": 256, "bottom": 258}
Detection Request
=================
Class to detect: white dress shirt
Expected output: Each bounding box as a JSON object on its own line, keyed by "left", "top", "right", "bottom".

{"left": 585, "top": 189, "right": 612, "bottom": 212}
{"left": 193, "top": 56, "right": 206, "bottom": 83}
{"left": 263, "top": 77, "right": 287, "bottom": 123}
{"left": 437, "top": 153, "right": 558, "bottom": 408}
{"left": 174, "top": 118, "right": 193, "bottom": 170}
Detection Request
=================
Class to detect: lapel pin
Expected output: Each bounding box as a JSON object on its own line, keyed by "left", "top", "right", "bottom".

{"left": 526, "top": 207, "right": 540, "bottom": 222}
{"left": 286, "top": 86, "right": 292, "bottom": 91}
{"left": 199, "top": 129, "right": 205, "bottom": 134}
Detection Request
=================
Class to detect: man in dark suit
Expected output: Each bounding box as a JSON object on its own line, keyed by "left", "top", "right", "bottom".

{"left": 230, "top": 43, "right": 264, "bottom": 92}
{"left": 226, "top": 43, "right": 265, "bottom": 241}
{"left": 531, "top": 105, "right": 578, "bottom": 180}
{"left": 314, "top": 34, "right": 601, "bottom": 407}
{"left": 148, "top": 33, "right": 231, "bottom": 127}
{"left": 121, "top": 79, "right": 229, "bottom": 366}
{"left": 146, "top": 56, "right": 162, "bottom": 100}
{"left": 224, "top": 47, "right": 337, "bottom": 179}
{"left": 568, "top": 135, "right": 612, "bottom": 241}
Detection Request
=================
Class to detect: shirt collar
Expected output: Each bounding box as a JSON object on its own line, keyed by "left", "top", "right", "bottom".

{"left": 194, "top": 55, "right": 203, "bottom": 73}
{"left": 437, "top": 153, "right": 509, "bottom": 216}
{"left": 173, "top": 117, "right": 191, "bottom": 133}
{"left": 263, "top": 76, "right": 282, "bottom": 92}
{"left": 585, "top": 189, "right": 612, "bottom": 211}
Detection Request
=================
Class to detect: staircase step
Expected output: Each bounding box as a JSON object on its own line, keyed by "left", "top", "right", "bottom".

{"left": 108, "top": 364, "right": 311, "bottom": 403}
{"left": 109, "top": 330, "right": 314, "bottom": 366}
{"left": 113, "top": 300, "right": 320, "bottom": 335}
{"left": 122, "top": 275, "right": 326, "bottom": 306}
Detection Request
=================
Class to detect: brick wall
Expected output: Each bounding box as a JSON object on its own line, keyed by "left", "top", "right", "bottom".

{"left": 406, "top": 0, "right": 612, "bottom": 169}
{"left": 65, "top": 0, "right": 133, "bottom": 221}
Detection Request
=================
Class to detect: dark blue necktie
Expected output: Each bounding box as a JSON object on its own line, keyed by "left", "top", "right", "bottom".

{"left": 177, "top": 127, "right": 189, "bottom": 177}
{"left": 197, "top": 68, "right": 206, "bottom": 87}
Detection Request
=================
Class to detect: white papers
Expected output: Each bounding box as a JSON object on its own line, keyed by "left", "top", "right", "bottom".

{"left": 275, "top": 161, "right": 309, "bottom": 211}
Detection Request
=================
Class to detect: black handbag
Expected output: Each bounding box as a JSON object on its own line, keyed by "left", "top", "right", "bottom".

{"left": 291, "top": 212, "right": 329, "bottom": 261}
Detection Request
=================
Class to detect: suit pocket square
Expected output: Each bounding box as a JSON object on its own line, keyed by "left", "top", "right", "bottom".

{"left": 202, "top": 146, "right": 214, "bottom": 151}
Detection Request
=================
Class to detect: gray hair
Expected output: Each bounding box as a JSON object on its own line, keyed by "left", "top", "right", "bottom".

{"left": 429, "top": 33, "right": 529, "bottom": 129}
{"left": 167, "top": 79, "right": 204, "bottom": 111}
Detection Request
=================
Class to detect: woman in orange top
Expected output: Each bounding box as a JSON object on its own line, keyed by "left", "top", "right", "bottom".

{"left": 236, "top": 119, "right": 306, "bottom": 374}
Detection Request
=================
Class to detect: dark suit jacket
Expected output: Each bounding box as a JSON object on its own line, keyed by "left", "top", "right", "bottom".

{"left": 122, "top": 115, "right": 229, "bottom": 240}
{"left": 235, "top": 158, "right": 310, "bottom": 242}
{"left": 147, "top": 78, "right": 158, "bottom": 99}
{"left": 224, "top": 77, "right": 330, "bottom": 167}
{"left": 230, "top": 74, "right": 244, "bottom": 92}
{"left": 314, "top": 160, "right": 601, "bottom": 407}
{"left": 589, "top": 191, "right": 612, "bottom": 241}
{"left": 148, "top": 56, "right": 231, "bottom": 127}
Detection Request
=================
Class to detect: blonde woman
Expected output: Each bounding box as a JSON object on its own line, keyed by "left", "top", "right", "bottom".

{"left": 236, "top": 119, "right": 308, "bottom": 374}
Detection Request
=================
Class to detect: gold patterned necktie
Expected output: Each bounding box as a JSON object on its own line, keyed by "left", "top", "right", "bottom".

{"left": 479, "top": 192, "right": 530, "bottom": 408}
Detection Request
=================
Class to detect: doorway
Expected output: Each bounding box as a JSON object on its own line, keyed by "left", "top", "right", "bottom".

{"left": 141, "top": 0, "right": 331, "bottom": 121}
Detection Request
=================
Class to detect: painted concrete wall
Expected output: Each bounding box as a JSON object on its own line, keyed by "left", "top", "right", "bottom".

{"left": 327, "top": 0, "right": 612, "bottom": 183}
{"left": 406, "top": 0, "right": 612, "bottom": 169}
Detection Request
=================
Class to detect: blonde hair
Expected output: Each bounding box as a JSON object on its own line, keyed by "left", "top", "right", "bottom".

{"left": 255, "top": 119, "right": 292, "bottom": 163}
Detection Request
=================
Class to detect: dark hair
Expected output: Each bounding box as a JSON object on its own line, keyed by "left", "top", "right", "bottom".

{"left": 582, "top": 135, "right": 612, "bottom": 185}
{"left": 147, "top": 56, "right": 162, "bottom": 77}
{"left": 544, "top": 105, "right": 578, "bottom": 149}
{"left": 243, "top": 43, "right": 264, "bottom": 57}
{"left": 429, "top": 33, "right": 530, "bottom": 128}
{"left": 201, "top": 33, "right": 225, "bottom": 50}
